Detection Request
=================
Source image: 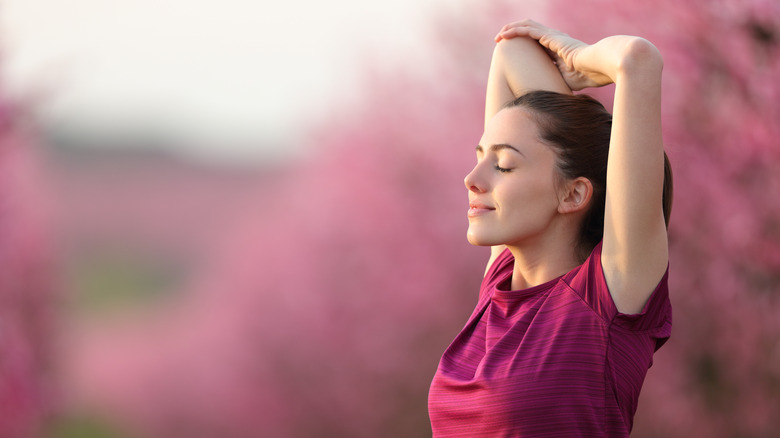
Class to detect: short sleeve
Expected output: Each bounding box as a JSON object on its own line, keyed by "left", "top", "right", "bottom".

{"left": 566, "top": 241, "right": 672, "bottom": 350}
{"left": 612, "top": 267, "right": 672, "bottom": 350}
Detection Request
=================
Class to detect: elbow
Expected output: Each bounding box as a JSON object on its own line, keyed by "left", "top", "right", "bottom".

{"left": 616, "top": 37, "right": 663, "bottom": 76}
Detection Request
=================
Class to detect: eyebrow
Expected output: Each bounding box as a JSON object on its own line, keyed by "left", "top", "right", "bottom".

{"left": 475, "top": 143, "right": 525, "bottom": 157}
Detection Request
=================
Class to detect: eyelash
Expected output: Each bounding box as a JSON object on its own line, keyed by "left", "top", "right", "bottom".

{"left": 494, "top": 164, "right": 512, "bottom": 173}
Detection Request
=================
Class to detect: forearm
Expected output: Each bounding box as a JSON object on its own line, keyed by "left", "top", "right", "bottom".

{"left": 597, "top": 36, "right": 665, "bottom": 186}
{"left": 606, "top": 45, "right": 665, "bottom": 243}
{"left": 574, "top": 36, "right": 663, "bottom": 86}
{"left": 484, "top": 37, "right": 570, "bottom": 128}
{"left": 579, "top": 35, "right": 665, "bottom": 197}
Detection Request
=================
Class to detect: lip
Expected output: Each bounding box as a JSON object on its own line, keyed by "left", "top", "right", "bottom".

{"left": 468, "top": 201, "right": 495, "bottom": 217}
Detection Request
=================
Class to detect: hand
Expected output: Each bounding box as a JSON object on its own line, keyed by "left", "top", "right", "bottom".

{"left": 495, "top": 19, "right": 612, "bottom": 91}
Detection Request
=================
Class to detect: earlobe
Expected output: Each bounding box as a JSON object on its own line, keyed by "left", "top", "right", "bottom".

{"left": 558, "top": 177, "right": 593, "bottom": 214}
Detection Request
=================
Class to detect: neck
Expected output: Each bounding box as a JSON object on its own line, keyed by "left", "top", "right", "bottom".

{"left": 506, "top": 225, "right": 581, "bottom": 291}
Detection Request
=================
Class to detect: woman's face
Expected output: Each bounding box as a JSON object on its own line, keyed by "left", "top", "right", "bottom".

{"left": 464, "top": 107, "right": 562, "bottom": 247}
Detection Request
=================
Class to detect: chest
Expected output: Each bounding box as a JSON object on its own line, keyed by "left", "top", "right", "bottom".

{"left": 429, "top": 290, "right": 611, "bottom": 432}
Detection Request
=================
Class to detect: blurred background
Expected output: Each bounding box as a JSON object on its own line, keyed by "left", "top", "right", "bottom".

{"left": 0, "top": 0, "right": 778, "bottom": 437}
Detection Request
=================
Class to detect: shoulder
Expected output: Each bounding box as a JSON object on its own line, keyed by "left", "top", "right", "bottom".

{"left": 565, "top": 242, "right": 671, "bottom": 333}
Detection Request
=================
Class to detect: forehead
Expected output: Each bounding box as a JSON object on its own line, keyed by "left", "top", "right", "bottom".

{"left": 480, "top": 107, "right": 542, "bottom": 146}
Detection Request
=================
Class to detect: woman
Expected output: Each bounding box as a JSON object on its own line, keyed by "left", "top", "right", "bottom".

{"left": 428, "top": 20, "right": 673, "bottom": 437}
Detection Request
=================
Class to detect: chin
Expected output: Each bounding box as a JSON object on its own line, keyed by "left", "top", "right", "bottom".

{"left": 466, "top": 231, "right": 499, "bottom": 247}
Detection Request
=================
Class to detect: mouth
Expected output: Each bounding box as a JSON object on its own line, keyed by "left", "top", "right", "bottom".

{"left": 468, "top": 202, "right": 495, "bottom": 217}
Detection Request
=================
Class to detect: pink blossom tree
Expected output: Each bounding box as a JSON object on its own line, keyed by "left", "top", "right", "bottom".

{"left": 0, "top": 97, "right": 55, "bottom": 436}
{"left": 62, "top": 62, "right": 490, "bottom": 438}
{"left": 546, "top": 0, "right": 780, "bottom": 436}
{"left": 63, "top": 1, "right": 780, "bottom": 437}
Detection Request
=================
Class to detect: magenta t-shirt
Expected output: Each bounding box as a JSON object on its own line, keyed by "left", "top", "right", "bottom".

{"left": 428, "top": 242, "right": 671, "bottom": 437}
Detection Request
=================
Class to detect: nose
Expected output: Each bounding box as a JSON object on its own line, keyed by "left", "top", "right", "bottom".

{"left": 464, "top": 163, "right": 487, "bottom": 193}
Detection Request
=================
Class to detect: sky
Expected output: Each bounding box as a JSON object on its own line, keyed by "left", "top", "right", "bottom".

{"left": 0, "top": 0, "right": 461, "bottom": 163}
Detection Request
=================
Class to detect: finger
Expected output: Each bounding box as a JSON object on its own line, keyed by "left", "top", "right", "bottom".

{"left": 495, "top": 29, "right": 517, "bottom": 42}
{"left": 496, "top": 19, "right": 540, "bottom": 35}
{"left": 495, "top": 20, "right": 552, "bottom": 42}
{"left": 543, "top": 47, "right": 559, "bottom": 63}
{"left": 495, "top": 26, "right": 532, "bottom": 42}
{"left": 507, "top": 18, "right": 541, "bottom": 28}
{"left": 499, "top": 20, "right": 525, "bottom": 31}
{"left": 495, "top": 23, "right": 516, "bottom": 41}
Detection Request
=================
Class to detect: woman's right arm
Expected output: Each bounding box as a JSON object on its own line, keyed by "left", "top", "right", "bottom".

{"left": 484, "top": 36, "right": 571, "bottom": 127}
{"left": 482, "top": 33, "right": 571, "bottom": 274}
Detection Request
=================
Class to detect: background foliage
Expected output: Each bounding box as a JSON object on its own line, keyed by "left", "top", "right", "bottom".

{"left": 1, "top": 0, "right": 779, "bottom": 437}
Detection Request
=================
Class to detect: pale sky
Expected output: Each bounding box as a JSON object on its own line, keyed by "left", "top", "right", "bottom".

{"left": 0, "top": 0, "right": 462, "bottom": 162}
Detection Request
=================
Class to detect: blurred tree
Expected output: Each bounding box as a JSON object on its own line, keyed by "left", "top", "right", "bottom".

{"left": 58, "top": 5, "right": 504, "bottom": 436}
{"left": 61, "top": 0, "right": 780, "bottom": 437}
{"left": 0, "top": 96, "right": 56, "bottom": 435}
{"left": 525, "top": 1, "right": 780, "bottom": 436}
{"left": 546, "top": 1, "right": 780, "bottom": 436}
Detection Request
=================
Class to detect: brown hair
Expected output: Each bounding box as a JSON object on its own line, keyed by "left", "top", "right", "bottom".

{"left": 505, "top": 90, "right": 673, "bottom": 261}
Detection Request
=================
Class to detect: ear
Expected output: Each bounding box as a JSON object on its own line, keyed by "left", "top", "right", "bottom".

{"left": 558, "top": 177, "right": 593, "bottom": 214}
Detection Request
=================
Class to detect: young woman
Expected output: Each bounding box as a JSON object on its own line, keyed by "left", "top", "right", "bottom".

{"left": 428, "top": 20, "right": 673, "bottom": 437}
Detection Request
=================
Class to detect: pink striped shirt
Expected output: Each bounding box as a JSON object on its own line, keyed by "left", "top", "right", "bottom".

{"left": 428, "top": 242, "right": 671, "bottom": 437}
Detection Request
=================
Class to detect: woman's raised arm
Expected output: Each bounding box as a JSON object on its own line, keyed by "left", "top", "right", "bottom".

{"left": 484, "top": 33, "right": 570, "bottom": 129}
{"left": 481, "top": 28, "right": 571, "bottom": 273}
{"left": 497, "top": 21, "right": 668, "bottom": 313}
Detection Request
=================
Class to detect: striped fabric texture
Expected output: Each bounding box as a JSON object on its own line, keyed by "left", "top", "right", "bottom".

{"left": 428, "top": 242, "right": 672, "bottom": 437}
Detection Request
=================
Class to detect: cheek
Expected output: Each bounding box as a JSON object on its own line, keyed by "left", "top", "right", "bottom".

{"left": 499, "top": 177, "right": 559, "bottom": 213}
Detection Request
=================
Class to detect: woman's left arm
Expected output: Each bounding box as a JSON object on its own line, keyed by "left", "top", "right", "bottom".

{"left": 597, "top": 37, "right": 667, "bottom": 315}
{"left": 499, "top": 22, "right": 668, "bottom": 314}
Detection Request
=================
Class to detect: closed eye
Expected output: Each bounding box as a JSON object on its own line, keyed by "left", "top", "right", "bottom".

{"left": 494, "top": 164, "right": 512, "bottom": 173}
